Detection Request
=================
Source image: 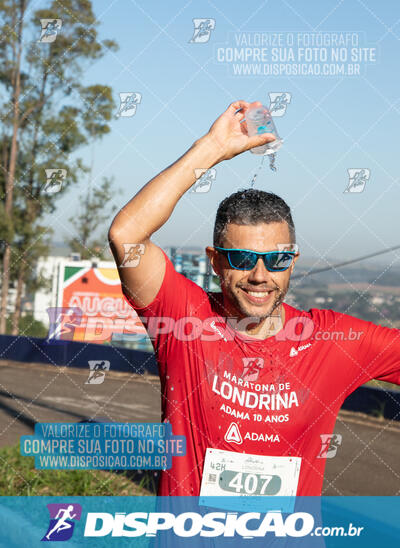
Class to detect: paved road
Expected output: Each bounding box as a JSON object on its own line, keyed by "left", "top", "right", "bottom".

{"left": 1, "top": 360, "right": 399, "bottom": 495}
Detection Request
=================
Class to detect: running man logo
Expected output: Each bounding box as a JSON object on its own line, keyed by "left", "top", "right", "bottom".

{"left": 116, "top": 92, "right": 142, "bottom": 118}
{"left": 46, "top": 307, "right": 83, "bottom": 344}
{"left": 120, "top": 243, "right": 145, "bottom": 268}
{"left": 41, "top": 503, "right": 81, "bottom": 541}
{"left": 224, "top": 422, "right": 243, "bottom": 445}
{"left": 43, "top": 168, "right": 67, "bottom": 194}
{"left": 316, "top": 433, "right": 343, "bottom": 459}
{"left": 241, "top": 357, "right": 264, "bottom": 382}
{"left": 344, "top": 168, "right": 370, "bottom": 193}
{"left": 297, "top": 387, "right": 311, "bottom": 405}
{"left": 191, "top": 168, "right": 217, "bottom": 193}
{"left": 268, "top": 92, "right": 292, "bottom": 117}
{"left": 38, "top": 19, "right": 62, "bottom": 43}
{"left": 85, "top": 360, "right": 110, "bottom": 384}
{"left": 189, "top": 18, "right": 216, "bottom": 43}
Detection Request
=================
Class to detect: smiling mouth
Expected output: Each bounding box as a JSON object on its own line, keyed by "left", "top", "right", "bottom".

{"left": 240, "top": 287, "right": 275, "bottom": 303}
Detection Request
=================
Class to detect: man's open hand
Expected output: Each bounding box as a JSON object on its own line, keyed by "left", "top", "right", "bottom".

{"left": 204, "top": 100, "right": 276, "bottom": 162}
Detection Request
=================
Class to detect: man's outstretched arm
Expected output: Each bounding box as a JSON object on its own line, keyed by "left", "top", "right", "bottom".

{"left": 108, "top": 100, "right": 276, "bottom": 308}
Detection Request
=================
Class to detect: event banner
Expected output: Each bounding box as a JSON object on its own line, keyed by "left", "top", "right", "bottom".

{"left": 54, "top": 263, "right": 146, "bottom": 343}
{"left": 0, "top": 496, "right": 399, "bottom": 547}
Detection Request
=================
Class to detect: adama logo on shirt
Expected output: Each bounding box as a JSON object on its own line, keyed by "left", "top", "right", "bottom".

{"left": 289, "top": 343, "right": 312, "bottom": 357}
{"left": 209, "top": 320, "right": 228, "bottom": 342}
{"left": 224, "top": 422, "right": 243, "bottom": 445}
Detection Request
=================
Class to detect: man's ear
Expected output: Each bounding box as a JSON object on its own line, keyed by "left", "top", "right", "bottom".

{"left": 289, "top": 252, "right": 300, "bottom": 273}
{"left": 206, "top": 246, "right": 220, "bottom": 275}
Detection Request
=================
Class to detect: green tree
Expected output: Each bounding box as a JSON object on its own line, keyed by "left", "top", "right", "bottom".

{"left": 0, "top": 0, "right": 118, "bottom": 333}
{"left": 8, "top": 204, "right": 53, "bottom": 335}
{"left": 68, "top": 176, "right": 119, "bottom": 260}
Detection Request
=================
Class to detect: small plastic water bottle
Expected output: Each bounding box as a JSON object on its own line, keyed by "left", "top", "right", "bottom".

{"left": 245, "top": 105, "right": 283, "bottom": 155}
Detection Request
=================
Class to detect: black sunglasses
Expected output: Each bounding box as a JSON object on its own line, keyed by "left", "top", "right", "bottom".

{"left": 214, "top": 246, "right": 298, "bottom": 271}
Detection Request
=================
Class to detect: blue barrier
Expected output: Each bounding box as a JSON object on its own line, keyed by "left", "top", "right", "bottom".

{"left": 0, "top": 334, "right": 158, "bottom": 375}
{"left": 341, "top": 384, "right": 400, "bottom": 421}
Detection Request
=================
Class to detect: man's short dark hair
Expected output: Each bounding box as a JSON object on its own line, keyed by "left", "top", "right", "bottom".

{"left": 213, "top": 189, "right": 296, "bottom": 247}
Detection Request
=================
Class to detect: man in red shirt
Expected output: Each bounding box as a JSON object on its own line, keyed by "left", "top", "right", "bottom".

{"left": 108, "top": 100, "right": 400, "bottom": 499}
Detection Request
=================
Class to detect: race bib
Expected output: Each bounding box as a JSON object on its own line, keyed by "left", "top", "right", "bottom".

{"left": 200, "top": 448, "right": 301, "bottom": 512}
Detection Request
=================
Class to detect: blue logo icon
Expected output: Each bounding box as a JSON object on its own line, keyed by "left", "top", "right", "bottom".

{"left": 41, "top": 503, "right": 81, "bottom": 541}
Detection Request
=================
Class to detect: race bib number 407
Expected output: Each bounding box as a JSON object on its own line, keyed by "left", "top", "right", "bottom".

{"left": 200, "top": 448, "right": 301, "bottom": 498}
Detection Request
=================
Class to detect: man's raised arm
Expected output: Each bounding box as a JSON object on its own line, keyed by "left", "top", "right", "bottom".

{"left": 108, "top": 100, "right": 276, "bottom": 308}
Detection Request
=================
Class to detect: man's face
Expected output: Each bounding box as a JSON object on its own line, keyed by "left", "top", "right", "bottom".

{"left": 206, "top": 222, "right": 299, "bottom": 320}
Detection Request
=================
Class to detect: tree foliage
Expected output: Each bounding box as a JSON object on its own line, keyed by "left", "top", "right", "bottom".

{"left": 0, "top": 0, "right": 118, "bottom": 333}
{"left": 68, "top": 176, "right": 120, "bottom": 260}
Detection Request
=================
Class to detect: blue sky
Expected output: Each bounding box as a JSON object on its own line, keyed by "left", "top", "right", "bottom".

{"left": 47, "top": 0, "right": 400, "bottom": 267}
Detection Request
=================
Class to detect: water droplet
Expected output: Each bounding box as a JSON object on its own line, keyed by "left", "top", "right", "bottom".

{"left": 269, "top": 153, "right": 277, "bottom": 172}
{"left": 249, "top": 155, "right": 266, "bottom": 188}
{"left": 249, "top": 153, "right": 277, "bottom": 187}
{"left": 170, "top": 386, "right": 174, "bottom": 391}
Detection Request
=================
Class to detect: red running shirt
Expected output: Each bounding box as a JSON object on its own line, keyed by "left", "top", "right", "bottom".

{"left": 123, "top": 250, "right": 400, "bottom": 496}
